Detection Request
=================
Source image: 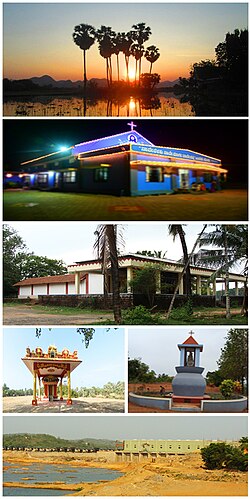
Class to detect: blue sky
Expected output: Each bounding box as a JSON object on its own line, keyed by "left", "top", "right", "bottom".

{"left": 3, "top": 327, "right": 125, "bottom": 389}
{"left": 3, "top": 414, "right": 247, "bottom": 441}
{"left": 128, "top": 327, "right": 239, "bottom": 376}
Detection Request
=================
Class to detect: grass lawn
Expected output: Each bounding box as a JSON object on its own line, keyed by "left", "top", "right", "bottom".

{"left": 3, "top": 188, "right": 248, "bottom": 221}
{"left": 4, "top": 302, "right": 247, "bottom": 325}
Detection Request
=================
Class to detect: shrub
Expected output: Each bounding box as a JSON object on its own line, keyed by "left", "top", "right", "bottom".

{"left": 219, "top": 379, "right": 235, "bottom": 399}
{"left": 201, "top": 442, "right": 248, "bottom": 471}
{"left": 169, "top": 301, "right": 193, "bottom": 321}
{"left": 122, "top": 305, "right": 161, "bottom": 325}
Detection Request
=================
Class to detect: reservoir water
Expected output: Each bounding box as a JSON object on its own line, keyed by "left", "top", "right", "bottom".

{"left": 3, "top": 461, "right": 123, "bottom": 496}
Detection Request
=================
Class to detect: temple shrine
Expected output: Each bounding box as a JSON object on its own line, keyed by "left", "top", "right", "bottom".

{"left": 172, "top": 332, "right": 207, "bottom": 404}
{"left": 22, "top": 345, "right": 82, "bottom": 405}
{"left": 17, "top": 122, "right": 227, "bottom": 196}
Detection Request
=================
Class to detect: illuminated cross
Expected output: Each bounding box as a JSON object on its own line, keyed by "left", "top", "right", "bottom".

{"left": 127, "top": 121, "right": 137, "bottom": 131}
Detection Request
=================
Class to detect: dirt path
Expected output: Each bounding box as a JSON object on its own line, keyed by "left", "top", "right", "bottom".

{"left": 3, "top": 451, "right": 247, "bottom": 496}
{"left": 3, "top": 395, "right": 124, "bottom": 413}
{"left": 3, "top": 305, "right": 113, "bottom": 325}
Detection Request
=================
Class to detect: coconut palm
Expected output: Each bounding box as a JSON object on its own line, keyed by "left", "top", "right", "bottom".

{"left": 131, "top": 23, "right": 152, "bottom": 82}
{"left": 72, "top": 24, "right": 96, "bottom": 91}
{"left": 168, "top": 225, "right": 192, "bottom": 299}
{"left": 197, "top": 225, "right": 248, "bottom": 318}
{"left": 93, "top": 224, "right": 123, "bottom": 324}
{"left": 144, "top": 45, "right": 160, "bottom": 73}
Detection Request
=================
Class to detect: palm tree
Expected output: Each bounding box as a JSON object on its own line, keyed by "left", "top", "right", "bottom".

{"left": 131, "top": 23, "right": 152, "bottom": 82}
{"left": 72, "top": 24, "right": 96, "bottom": 92}
{"left": 131, "top": 43, "right": 145, "bottom": 83}
{"left": 166, "top": 225, "right": 207, "bottom": 319}
{"left": 197, "top": 225, "right": 248, "bottom": 318}
{"left": 96, "top": 26, "right": 116, "bottom": 87}
{"left": 120, "top": 31, "right": 133, "bottom": 82}
{"left": 113, "top": 32, "right": 124, "bottom": 82}
{"left": 144, "top": 45, "right": 160, "bottom": 73}
{"left": 168, "top": 225, "right": 192, "bottom": 299}
{"left": 93, "top": 224, "right": 123, "bottom": 324}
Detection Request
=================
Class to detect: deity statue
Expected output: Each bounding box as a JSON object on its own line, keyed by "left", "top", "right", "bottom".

{"left": 187, "top": 351, "right": 194, "bottom": 367}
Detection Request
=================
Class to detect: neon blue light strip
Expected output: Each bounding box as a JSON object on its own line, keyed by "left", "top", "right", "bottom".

{"left": 131, "top": 144, "right": 221, "bottom": 165}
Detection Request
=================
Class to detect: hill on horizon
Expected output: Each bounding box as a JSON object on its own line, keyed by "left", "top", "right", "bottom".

{"left": 3, "top": 433, "right": 116, "bottom": 449}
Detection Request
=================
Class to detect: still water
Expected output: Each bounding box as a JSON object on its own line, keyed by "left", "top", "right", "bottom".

{"left": 3, "top": 93, "right": 194, "bottom": 117}
{"left": 3, "top": 461, "right": 123, "bottom": 496}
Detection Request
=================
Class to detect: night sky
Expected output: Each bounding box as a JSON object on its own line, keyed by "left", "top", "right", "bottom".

{"left": 3, "top": 119, "right": 248, "bottom": 184}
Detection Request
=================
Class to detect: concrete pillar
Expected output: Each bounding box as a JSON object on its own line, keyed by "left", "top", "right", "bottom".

{"left": 206, "top": 284, "right": 210, "bottom": 296}
{"left": 67, "top": 370, "right": 72, "bottom": 405}
{"left": 196, "top": 275, "right": 202, "bottom": 295}
{"left": 59, "top": 378, "right": 63, "bottom": 400}
{"left": 235, "top": 281, "right": 239, "bottom": 296}
{"left": 32, "top": 371, "right": 37, "bottom": 405}
{"left": 178, "top": 274, "right": 184, "bottom": 294}
{"left": 38, "top": 377, "right": 41, "bottom": 401}
{"left": 180, "top": 348, "right": 185, "bottom": 366}
{"left": 75, "top": 272, "right": 80, "bottom": 294}
{"left": 126, "top": 266, "right": 133, "bottom": 293}
{"left": 155, "top": 270, "right": 161, "bottom": 294}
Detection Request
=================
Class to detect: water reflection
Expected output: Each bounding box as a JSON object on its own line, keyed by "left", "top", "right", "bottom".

{"left": 3, "top": 93, "right": 194, "bottom": 117}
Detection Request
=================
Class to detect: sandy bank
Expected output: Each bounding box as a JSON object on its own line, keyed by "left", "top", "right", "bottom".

{"left": 3, "top": 450, "right": 247, "bottom": 496}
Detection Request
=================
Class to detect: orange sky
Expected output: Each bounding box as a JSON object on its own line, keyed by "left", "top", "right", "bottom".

{"left": 4, "top": 3, "right": 248, "bottom": 82}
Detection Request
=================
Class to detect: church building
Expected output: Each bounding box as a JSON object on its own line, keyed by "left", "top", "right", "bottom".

{"left": 20, "top": 123, "right": 227, "bottom": 196}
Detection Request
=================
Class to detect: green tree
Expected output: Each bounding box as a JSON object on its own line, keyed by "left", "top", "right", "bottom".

{"left": 128, "top": 358, "right": 157, "bottom": 383}
{"left": 3, "top": 225, "right": 68, "bottom": 297}
{"left": 20, "top": 255, "right": 67, "bottom": 279}
{"left": 72, "top": 24, "right": 96, "bottom": 92}
{"left": 201, "top": 442, "right": 248, "bottom": 471}
{"left": 3, "top": 225, "right": 27, "bottom": 296}
{"left": 217, "top": 328, "right": 248, "bottom": 394}
{"left": 198, "top": 225, "right": 248, "bottom": 318}
{"left": 129, "top": 263, "right": 164, "bottom": 307}
{"left": 206, "top": 370, "right": 224, "bottom": 387}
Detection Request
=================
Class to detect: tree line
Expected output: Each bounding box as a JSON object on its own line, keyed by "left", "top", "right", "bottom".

{"left": 73, "top": 22, "right": 160, "bottom": 89}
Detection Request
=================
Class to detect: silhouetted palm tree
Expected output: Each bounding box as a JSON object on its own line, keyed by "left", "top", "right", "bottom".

{"left": 131, "top": 43, "right": 145, "bottom": 83}
{"left": 96, "top": 26, "right": 116, "bottom": 86}
{"left": 131, "top": 23, "right": 152, "bottom": 82}
{"left": 120, "top": 31, "right": 133, "bottom": 82}
{"left": 72, "top": 24, "right": 96, "bottom": 92}
{"left": 145, "top": 45, "right": 160, "bottom": 73}
{"left": 113, "top": 32, "right": 124, "bottom": 82}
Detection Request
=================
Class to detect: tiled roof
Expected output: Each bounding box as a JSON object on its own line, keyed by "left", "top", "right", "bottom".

{"left": 182, "top": 336, "right": 199, "bottom": 346}
{"left": 14, "top": 273, "right": 86, "bottom": 286}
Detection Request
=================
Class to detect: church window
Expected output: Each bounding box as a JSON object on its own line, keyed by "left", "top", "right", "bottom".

{"left": 63, "top": 171, "right": 76, "bottom": 183}
{"left": 146, "top": 166, "right": 163, "bottom": 182}
{"left": 94, "top": 168, "right": 109, "bottom": 182}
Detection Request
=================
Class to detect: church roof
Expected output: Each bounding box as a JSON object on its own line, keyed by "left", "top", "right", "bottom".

{"left": 14, "top": 273, "right": 87, "bottom": 286}
{"left": 72, "top": 130, "right": 154, "bottom": 156}
{"left": 178, "top": 335, "right": 203, "bottom": 352}
{"left": 182, "top": 335, "right": 199, "bottom": 346}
